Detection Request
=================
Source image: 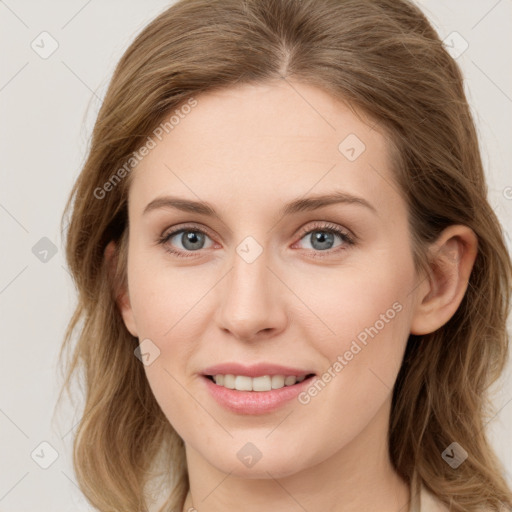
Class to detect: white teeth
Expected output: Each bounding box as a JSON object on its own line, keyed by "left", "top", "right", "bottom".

{"left": 252, "top": 375, "right": 271, "bottom": 391}
{"left": 212, "top": 374, "right": 309, "bottom": 391}
{"left": 284, "top": 376, "right": 297, "bottom": 386}
{"left": 271, "top": 375, "right": 284, "bottom": 389}
{"left": 223, "top": 374, "right": 235, "bottom": 389}
{"left": 235, "top": 375, "right": 253, "bottom": 391}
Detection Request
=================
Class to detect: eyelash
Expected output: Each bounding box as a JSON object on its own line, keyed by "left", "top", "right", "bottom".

{"left": 157, "top": 221, "right": 356, "bottom": 259}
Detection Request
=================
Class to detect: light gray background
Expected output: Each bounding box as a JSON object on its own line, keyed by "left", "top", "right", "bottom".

{"left": 0, "top": 1, "right": 511, "bottom": 511}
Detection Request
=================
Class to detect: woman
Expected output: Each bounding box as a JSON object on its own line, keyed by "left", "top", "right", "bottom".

{"left": 59, "top": 0, "right": 512, "bottom": 510}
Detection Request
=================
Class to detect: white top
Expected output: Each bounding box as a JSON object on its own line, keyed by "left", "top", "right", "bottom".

{"left": 413, "top": 485, "right": 449, "bottom": 512}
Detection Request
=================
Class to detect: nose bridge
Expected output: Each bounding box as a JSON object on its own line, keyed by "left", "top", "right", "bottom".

{"left": 215, "top": 238, "right": 286, "bottom": 339}
{"left": 225, "top": 244, "right": 272, "bottom": 314}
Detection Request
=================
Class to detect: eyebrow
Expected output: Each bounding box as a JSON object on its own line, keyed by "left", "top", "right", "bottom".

{"left": 143, "top": 191, "right": 377, "bottom": 217}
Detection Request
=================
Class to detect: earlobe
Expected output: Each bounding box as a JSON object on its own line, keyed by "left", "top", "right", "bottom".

{"left": 104, "top": 240, "right": 138, "bottom": 338}
{"left": 410, "top": 225, "right": 478, "bottom": 335}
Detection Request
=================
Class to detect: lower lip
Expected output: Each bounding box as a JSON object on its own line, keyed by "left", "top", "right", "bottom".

{"left": 202, "top": 375, "right": 316, "bottom": 415}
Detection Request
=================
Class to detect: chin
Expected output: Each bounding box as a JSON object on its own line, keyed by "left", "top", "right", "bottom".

{"left": 205, "top": 447, "right": 312, "bottom": 479}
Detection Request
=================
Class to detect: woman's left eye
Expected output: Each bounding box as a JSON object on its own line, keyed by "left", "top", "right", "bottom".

{"left": 294, "top": 224, "right": 355, "bottom": 254}
{"left": 157, "top": 222, "right": 355, "bottom": 259}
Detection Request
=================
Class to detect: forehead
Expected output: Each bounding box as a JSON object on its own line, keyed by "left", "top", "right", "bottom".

{"left": 129, "top": 80, "right": 400, "bottom": 218}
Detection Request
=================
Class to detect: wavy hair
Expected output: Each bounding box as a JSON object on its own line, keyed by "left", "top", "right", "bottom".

{"left": 58, "top": 0, "right": 512, "bottom": 510}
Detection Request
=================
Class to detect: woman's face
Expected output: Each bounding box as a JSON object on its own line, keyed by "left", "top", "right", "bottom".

{"left": 120, "top": 80, "right": 423, "bottom": 478}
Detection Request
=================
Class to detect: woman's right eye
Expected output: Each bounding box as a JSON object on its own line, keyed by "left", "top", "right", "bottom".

{"left": 158, "top": 227, "right": 215, "bottom": 258}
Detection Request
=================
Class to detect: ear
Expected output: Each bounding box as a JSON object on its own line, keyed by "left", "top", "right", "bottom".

{"left": 410, "top": 225, "right": 478, "bottom": 335}
{"left": 104, "top": 240, "right": 138, "bottom": 338}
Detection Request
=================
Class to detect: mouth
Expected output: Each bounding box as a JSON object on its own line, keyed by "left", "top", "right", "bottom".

{"left": 203, "top": 373, "right": 316, "bottom": 392}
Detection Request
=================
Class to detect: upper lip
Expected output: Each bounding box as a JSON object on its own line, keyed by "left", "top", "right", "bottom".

{"left": 201, "top": 362, "right": 315, "bottom": 378}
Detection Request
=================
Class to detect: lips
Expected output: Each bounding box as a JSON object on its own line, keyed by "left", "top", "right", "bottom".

{"left": 202, "top": 370, "right": 317, "bottom": 414}
{"left": 201, "top": 362, "right": 315, "bottom": 378}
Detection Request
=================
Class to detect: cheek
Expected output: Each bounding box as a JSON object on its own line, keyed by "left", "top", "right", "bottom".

{"left": 127, "top": 248, "right": 215, "bottom": 339}
{"left": 126, "top": 254, "right": 213, "bottom": 442}
{"left": 296, "top": 251, "right": 415, "bottom": 408}
{"left": 297, "top": 250, "right": 414, "bottom": 353}
{"left": 286, "top": 274, "right": 413, "bottom": 466}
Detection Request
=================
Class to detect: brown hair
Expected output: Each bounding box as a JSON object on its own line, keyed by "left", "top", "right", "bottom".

{"left": 58, "top": 0, "right": 512, "bottom": 510}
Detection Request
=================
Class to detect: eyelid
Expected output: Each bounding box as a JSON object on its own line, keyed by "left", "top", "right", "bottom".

{"left": 294, "top": 220, "right": 356, "bottom": 244}
{"left": 160, "top": 222, "right": 217, "bottom": 242}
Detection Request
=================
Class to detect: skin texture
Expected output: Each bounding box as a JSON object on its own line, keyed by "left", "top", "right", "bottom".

{"left": 112, "top": 79, "right": 478, "bottom": 512}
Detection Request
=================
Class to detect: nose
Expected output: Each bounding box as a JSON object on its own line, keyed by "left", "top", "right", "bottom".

{"left": 215, "top": 246, "right": 288, "bottom": 342}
